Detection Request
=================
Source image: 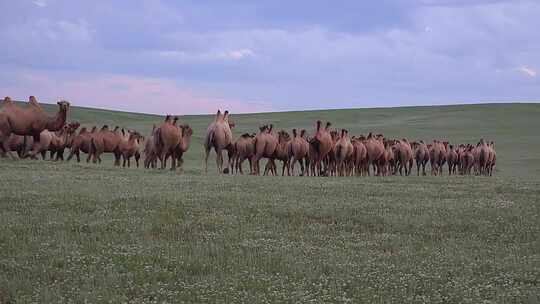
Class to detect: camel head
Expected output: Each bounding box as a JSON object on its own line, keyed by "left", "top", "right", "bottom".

{"left": 173, "top": 117, "right": 179, "bottom": 125}
{"left": 57, "top": 100, "right": 70, "bottom": 112}
{"left": 181, "top": 124, "right": 193, "bottom": 137}
{"left": 300, "top": 129, "right": 307, "bottom": 138}
{"left": 325, "top": 122, "right": 332, "bottom": 131}
{"left": 316, "top": 120, "right": 322, "bottom": 131}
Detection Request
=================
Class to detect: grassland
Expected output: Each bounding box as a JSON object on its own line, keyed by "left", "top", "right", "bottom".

{"left": 1, "top": 103, "right": 539, "bottom": 303}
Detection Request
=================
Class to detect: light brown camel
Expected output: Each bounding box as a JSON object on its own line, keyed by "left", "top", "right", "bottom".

{"left": 395, "top": 139, "right": 413, "bottom": 176}
{"left": 446, "top": 144, "right": 458, "bottom": 175}
{"left": 309, "top": 121, "right": 333, "bottom": 176}
{"left": 0, "top": 96, "right": 70, "bottom": 159}
{"left": 90, "top": 126, "right": 124, "bottom": 165}
{"left": 144, "top": 124, "right": 159, "bottom": 169}
{"left": 251, "top": 124, "right": 278, "bottom": 175}
{"left": 288, "top": 129, "right": 310, "bottom": 176}
{"left": 119, "top": 130, "right": 143, "bottom": 168}
{"left": 486, "top": 142, "right": 496, "bottom": 176}
{"left": 351, "top": 136, "right": 368, "bottom": 176}
{"left": 67, "top": 126, "right": 97, "bottom": 162}
{"left": 175, "top": 124, "right": 193, "bottom": 170}
{"left": 233, "top": 133, "right": 256, "bottom": 174}
{"left": 412, "top": 141, "right": 430, "bottom": 176}
{"left": 204, "top": 110, "right": 235, "bottom": 174}
{"left": 154, "top": 116, "right": 182, "bottom": 170}
{"left": 429, "top": 140, "right": 446, "bottom": 176}
{"left": 364, "top": 133, "right": 385, "bottom": 176}
{"left": 49, "top": 122, "right": 80, "bottom": 161}
{"left": 264, "top": 130, "right": 291, "bottom": 176}
{"left": 334, "top": 129, "right": 354, "bottom": 176}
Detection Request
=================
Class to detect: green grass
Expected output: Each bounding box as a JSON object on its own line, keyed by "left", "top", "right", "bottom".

{"left": 1, "top": 102, "right": 540, "bottom": 303}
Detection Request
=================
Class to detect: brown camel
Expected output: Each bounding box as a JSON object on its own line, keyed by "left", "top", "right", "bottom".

{"left": 264, "top": 130, "right": 291, "bottom": 176}
{"left": 154, "top": 116, "right": 183, "bottom": 170}
{"left": 89, "top": 126, "right": 124, "bottom": 165}
{"left": 412, "top": 141, "right": 430, "bottom": 176}
{"left": 394, "top": 139, "right": 413, "bottom": 176}
{"left": 309, "top": 121, "right": 333, "bottom": 176}
{"left": 486, "top": 142, "right": 496, "bottom": 176}
{"left": 119, "top": 130, "right": 143, "bottom": 168}
{"left": 351, "top": 136, "right": 368, "bottom": 176}
{"left": 144, "top": 125, "right": 159, "bottom": 169}
{"left": 429, "top": 140, "right": 446, "bottom": 176}
{"left": 251, "top": 124, "right": 278, "bottom": 175}
{"left": 49, "top": 122, "right": 80, "bottom": 161}
{"left": 288, "top": 129, "right": 310, "bottom": 176}
{"left": 0, "top": 134, "right": 32, "bottom": 158}
{"left": 334, "top": 129, "right": 354, "bottom": 176}
{"left": 233, "top": 133, "right": 256, "bottom": 174}
{"left": 364, "top": 133, "right": 385, "bottom": 176}
{"left": 446, "top": 144, "right": 458, "bottom": 175}
{"left": 0, "top": 96, "right": 70, "bottom": 159}
{"left": 67, "top": 126, "right": 97, "bottom": 162}
{"left": 204, "top": 110, "right": 234, "bottom": 174}
{"left": 175, "top": 124, "right": 193, "bottom": 170}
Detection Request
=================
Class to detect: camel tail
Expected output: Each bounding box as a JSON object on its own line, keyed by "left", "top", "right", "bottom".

{"left": 204, "top": 131, "right": 215, "bottom": 150}
{"left": 90, "top": 137, "right": 97, "bottom": 155}
{"left": 154, "top": 128, "right": 163, "bottom": 149}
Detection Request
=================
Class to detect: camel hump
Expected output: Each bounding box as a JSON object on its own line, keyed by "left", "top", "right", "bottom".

{"left": 28, "top": 96, "right": 41, "bottom": 108}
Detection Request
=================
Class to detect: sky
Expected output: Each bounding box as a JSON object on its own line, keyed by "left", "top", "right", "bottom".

{"left": 0, "top": 0, "right": 538, "bottom": 115}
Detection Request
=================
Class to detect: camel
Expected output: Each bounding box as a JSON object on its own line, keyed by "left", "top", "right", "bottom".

{"left": 232, "top": 133, "right": 256, "bottom": 174}
{"left": 0, "top": 134, "right": 32, "bottom": 158}
{"left": 309, "top": 121, "right": 333, "bottom": 176}
{"left": 144, "top": 125, "right": 159, "bottom": 169}
{"left": 486, "top": 142, "right": 496, "bottom": 176}
{"left": 351, "top": 136, "right": 368, "bottom": 176}
{"left": 175, "top": 124, "right": 193, "bottom": 170}
{"left": 89, "top": 126, "right": 124, "bottom": 165}
{"left": 251, "top": 124, "right": 278, "bottom": 175}
{"left": 429, "top": 140, "right": 446, "bottom": 176}
{"left": 67, "top": 126, "right": 97, "bottom": 162}
{"left": 412, "top": 141, "right": 430, "bottom": 176}
{"left": 49, "top": 122, "right": 80, "bottom": 161}
{"left": 0, "top": 96, "right": 70, "bottom": 159}
{"left": 446, "top": 145, "right": 458, "bottom": 175}
{"left": 381, "top": 139, "right": 396, "bottom": 176}
{"left": 203, "top": 110, "right": 235, "bottom": 174}
{"left": 334, "top": 129, "right": 354, "bottom": 176}
{"left": 364, "top": 133, "right": 385, "bottom": 176}
{"left": 395, "top": 139, "right": 414, "bottom": 176}
{"left": 154, "top": 116, "right": 183, "bottom": 170}
{"left": 119, "top": 130, "right": 143, "bottom": 168}
{"left": 288, "top": 129, "right": 310, "bottom": 176}
{"left": 264, "top": 130, "right": 291, "bottom": 176}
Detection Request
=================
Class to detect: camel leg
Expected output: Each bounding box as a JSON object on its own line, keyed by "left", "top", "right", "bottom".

{"left": 204, "top": 146, "right": 211, "bottom": 174}
{"left": 1, "top": 140, "right": 16, "bottom": 160}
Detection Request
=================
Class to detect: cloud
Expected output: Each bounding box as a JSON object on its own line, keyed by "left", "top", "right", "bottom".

{"left": 33, "top": 0, "right": 47, "bottom": 7}
{"left": 518, "top": 66, "right": 537, "bottom": 78}
{"left": 0, "top": 70, "right": 274, "bottom": 115}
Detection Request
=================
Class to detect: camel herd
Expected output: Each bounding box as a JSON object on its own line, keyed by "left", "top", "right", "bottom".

{"left": 203, "top": 110, "right": 497, "bottom": 177}
{"left": 0, "top": 98, "right": 497, "bottom": 177}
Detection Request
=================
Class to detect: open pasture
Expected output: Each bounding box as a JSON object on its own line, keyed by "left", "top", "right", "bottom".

{"left": 1, "top": 103, "right": 540, "bottom": 302}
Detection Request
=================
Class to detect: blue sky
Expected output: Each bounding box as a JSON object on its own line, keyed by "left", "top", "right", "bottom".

{"left": 0, "top": 0, "right": 538, "bottom": 114}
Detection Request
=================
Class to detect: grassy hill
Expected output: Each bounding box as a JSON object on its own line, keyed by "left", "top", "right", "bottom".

{"left": 1, "top": 102, "right": 539, "bottom": 303}
{"left": 23, "top": 101, "right": 540, "bottom": 177}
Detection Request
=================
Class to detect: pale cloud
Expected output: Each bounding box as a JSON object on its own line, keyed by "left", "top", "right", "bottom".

{"left": 0, "top": 70, "right": 274, "bottom": 115}
{"left": 33, "top": 0, "right": 47, "bottom": 7}
{"left": 518, "top": 66, "right": 537, "bottom": 78}
{"left": 220, "top": 49, "right": 255, "bottom": 60}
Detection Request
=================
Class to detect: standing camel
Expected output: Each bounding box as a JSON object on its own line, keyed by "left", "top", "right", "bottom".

{"left": 0, "top": 96, "right": 70, "bottom": 159}
{"left": 204, "top": 110, "right": 234, "bottom": 174}
{"left": 251, "top": 124, "right": 279, "bottom": 175}
{"left": 288, "top": 129, "right": 310, "bottom": 176}
{"left": 309, "top": 121, "right": 333, "bottom": 176}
